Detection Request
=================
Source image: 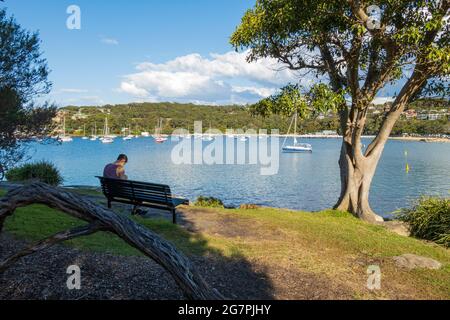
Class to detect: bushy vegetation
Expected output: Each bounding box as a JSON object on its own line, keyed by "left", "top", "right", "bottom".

{"left": 398, "top": 197, "right": 450, "bottom": 248}
{"left": 60, "top": 98, "right": 448, "bottom": 136}
{"left": 194, "top": 196, "right": 224, "bottom": 208}
{"left": 6, "top": 161, "right": 63, "bottom": 186}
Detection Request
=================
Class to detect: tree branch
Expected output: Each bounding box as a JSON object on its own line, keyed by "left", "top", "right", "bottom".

{"left": 365, "top": 67, "right": 429, "bottom": 157}
{"left": 318, "top": 43, "right": 347, "bottom": 91}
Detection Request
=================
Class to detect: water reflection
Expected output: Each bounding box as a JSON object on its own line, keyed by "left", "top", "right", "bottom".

{"left": 26, "top": 137, "right": 450, "bottom": 216}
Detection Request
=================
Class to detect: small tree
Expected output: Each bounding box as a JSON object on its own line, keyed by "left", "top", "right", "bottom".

{"left": 0, "top": 6, "right": 56, "bottom": 171}
{"left": 231, "top": 0, "right": 449, "bottom": 222}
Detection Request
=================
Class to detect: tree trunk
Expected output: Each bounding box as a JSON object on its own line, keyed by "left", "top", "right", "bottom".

{"left": 334, "top": 138, "right": 385, "bottom": 223}
{"left": 333, "top": 102, "right": 385, "bottom": 223}
{"left": 335, "top": 67, "right": 429, "bottom": 222}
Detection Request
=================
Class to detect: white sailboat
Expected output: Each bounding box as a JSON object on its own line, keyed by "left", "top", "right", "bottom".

{"left": 194, "top": 132, "right": 203, "bottom": 139}
{"left": 258, "top": 133, "right": 267, "bottom": 140}
{"left": 202, "top": 122, "right": 214, "bottom": 141}
{"left": 89, "top": 122, "right": 98, "bottom": 141}
{"left": 203, "top": 135, "right": 214, "bottom": 141}
{"left": 90, "top": 123, "right": 98, "bottom": 141}
{"left": 282, "top": 112, "right": 312, "bottom": 153}
{"left": 134, "top": 125, "right": 140, "bottom": 138}
{"left": 81, "top": 124, "right": 89, "bottom": 140}
{"left": 123, "top": 135, "right": 133, "bottom": 141}
{"left": 60, "top": 116, "right": 73, "bottom": 142}
{"left": 154, "top": 118, "right": 168, "bottom": 143}
{"left": 123, "top": 127, "right": 133, "bottom": 140}
{"left": 184, "top": 126, "right": 192, "bottom": 139}
{"left": 101, "top": 118, "right": 114, "bottom": 144}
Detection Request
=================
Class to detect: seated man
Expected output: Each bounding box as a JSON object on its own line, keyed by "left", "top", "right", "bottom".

{"left": 103, "top": 154, "right": 129, "bottom": 180}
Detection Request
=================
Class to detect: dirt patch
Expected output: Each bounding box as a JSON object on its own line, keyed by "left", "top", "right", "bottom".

{"left": 0, "top": 234, "right": 356, "bottom": 300}
{"left": 251, "top": 262, "right": 354, "bottom": 300}
{"left": 179, "top": 207, "right": 284, "bottom": 240}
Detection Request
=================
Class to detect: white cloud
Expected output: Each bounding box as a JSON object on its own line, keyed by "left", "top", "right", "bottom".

{"left": 118, "top": 51, "right": 305, "bottom": 104}
{"left": 232, "top": 86, "right": 277, "bottom": 98}
{"left": 119, "top": 82, "right": 148, "bottom": 97}
{"left": 101, "top": 37, "right": 119, "bottom": 45}
{"left": 373, "top": 97, "right": 395, "bottom": 105}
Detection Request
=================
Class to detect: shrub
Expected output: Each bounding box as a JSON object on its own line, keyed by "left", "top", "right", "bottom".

{"left": 194, "top": 196, "right": 224, "bottom": 208}
{"left": 397, "top": 197, "right": 450, "bottom": 247}
{"left": 6, "top": 161, "right": 63, "bottom": 186}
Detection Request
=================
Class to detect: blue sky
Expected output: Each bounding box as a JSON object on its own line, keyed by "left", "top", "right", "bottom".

{"left": 3, "top": 0, "right": 398, "bottom": 106}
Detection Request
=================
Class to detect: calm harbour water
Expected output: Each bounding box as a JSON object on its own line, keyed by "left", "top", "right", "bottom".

{"left": 25, "top": 136, "right": 450, "bottom": 217}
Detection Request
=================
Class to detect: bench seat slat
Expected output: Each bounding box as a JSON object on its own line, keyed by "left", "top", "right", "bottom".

{"left": 104, "top": 186, "right": 169, "bottom": 196}
{"left": 103, "top": 181, "right": 168, "bottom": 192}
{"left": 105, "top": 188, "right": 167, "bottom": 197}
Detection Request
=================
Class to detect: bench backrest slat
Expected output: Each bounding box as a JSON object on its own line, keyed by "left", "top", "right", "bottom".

{"left": 97, "top": 176, "right": 174, "bottom": 207}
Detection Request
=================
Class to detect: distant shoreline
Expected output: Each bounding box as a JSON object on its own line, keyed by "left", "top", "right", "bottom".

{"left": 63, "top": 134, "right": 450, "bottom": 143}
{"left": 285, "top": 135, "right": 450, "bottom": 143}
{"left": 387, "top": 136, "right": 450, "bottom": 143}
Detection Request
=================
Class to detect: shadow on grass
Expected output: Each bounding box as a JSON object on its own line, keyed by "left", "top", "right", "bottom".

{"left": 0, "top": 192, "right": 275, "bottom": 300}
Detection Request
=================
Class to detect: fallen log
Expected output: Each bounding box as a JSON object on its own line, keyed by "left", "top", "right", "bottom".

{"left": 0, "top": 183, "right": 223, "bottom": 300}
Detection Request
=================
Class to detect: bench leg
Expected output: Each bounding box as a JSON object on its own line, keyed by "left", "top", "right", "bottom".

{"left": 172, "top": 208, "right": 177, "bottom": 224}
{"left": 131, "top": 205, "right": 139, "bottom": 215}
{"left": 107, "top": 200, "right": 112, "bottom": 209}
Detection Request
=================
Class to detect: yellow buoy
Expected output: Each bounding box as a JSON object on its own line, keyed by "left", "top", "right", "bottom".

{"left": 405, "top": 150, "right": 410, "bottom": 173}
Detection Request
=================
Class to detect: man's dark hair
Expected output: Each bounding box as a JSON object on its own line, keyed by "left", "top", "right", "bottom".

{"left": 117, "top": 154, "right": 128, "bottom": 163}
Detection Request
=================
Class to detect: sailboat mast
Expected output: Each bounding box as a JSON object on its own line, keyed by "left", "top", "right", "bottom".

{"left": 294, "top": 112, "right": 298, "bottom": 145}
{"left": 294, "top": 112, "right": 297, "bottom": 136}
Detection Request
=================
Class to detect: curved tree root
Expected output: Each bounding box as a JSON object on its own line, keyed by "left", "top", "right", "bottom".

{"left": 0, "top": 183, "right": 224, "bottom": 300}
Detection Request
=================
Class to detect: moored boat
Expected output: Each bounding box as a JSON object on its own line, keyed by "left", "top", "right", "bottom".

{"left": 283, "top": 143, "right": 312, "bottom": 153}
{"left": 282, "top": 112, "right": 312, "bottom": 153}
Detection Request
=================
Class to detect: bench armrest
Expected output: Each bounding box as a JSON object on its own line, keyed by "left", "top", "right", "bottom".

{"left": 172, "top": 197, "right": 189, "bottom": 207}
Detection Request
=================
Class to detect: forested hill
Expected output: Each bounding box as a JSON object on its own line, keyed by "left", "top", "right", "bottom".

{"left": 59, "top": 98, "right": 449, "bottom": 136}
{"left": 60, "top": 102, "right": 297, "bottom": 135}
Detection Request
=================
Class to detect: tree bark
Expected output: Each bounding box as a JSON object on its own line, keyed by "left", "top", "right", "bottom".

{"left": 333, "top": 99, "right": 385, "bottom": 223}
{"left": 334, "top": 134, "right": 385, "bottom": 223}
{"left": 0, "top": 183, "right": 223, "bottom": 300}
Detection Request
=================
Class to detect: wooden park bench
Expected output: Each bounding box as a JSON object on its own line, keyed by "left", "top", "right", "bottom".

{"left": 96, "top": 176, "right": 189, "bottom": 224}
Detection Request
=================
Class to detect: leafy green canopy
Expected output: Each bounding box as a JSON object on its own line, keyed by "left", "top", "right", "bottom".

{"left": 249, "top": 84, "right": 346, "bottom": 119}
{"left": 0, "top": 8, "right": 51, "bottom": 102}
{"left": 0, "top": 7, "right": 56, "bottom": 170}
{"left": 231, "top": 0, "right": 449, "bottom": 103}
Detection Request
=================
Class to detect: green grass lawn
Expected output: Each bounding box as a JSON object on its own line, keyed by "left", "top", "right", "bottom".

{"left": 0, "top": 197, "right": 210, "bottom": 257}
{"left": 1, "top": 188, "right": 449, "bottom": 299}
